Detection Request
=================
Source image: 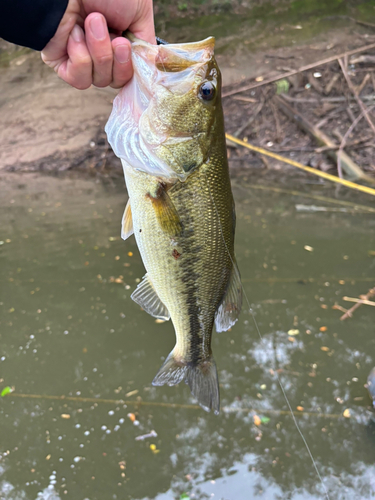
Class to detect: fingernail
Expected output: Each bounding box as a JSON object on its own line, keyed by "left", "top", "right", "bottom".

{"left": 90, "top": 15, "right": 107, "bottom": 40}
{"left": 71, "top": 24, "right": 84, "bottom": 43}
{"left": 114, "top": 44, "right": 130, "bottom": 64}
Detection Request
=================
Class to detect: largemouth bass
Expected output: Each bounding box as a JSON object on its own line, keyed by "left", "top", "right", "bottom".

{"left": 105, "top": 35, "right": 242, "bottom": 414}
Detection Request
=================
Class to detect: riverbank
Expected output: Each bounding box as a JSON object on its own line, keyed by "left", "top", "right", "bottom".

{"left": 0, "top": 0, "right": 374, "bottom": 179}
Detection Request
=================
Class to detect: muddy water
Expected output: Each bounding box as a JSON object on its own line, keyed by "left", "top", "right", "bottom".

{"left": 0, "top": 172, "right": 375, "bottom": 500}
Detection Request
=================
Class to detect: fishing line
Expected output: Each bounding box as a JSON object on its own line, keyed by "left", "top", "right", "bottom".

{"left": 128, "top": 34, "right": 330, "bottom": 497}
{"left": 203, "top": 174, "right": 331, "bottom": 500}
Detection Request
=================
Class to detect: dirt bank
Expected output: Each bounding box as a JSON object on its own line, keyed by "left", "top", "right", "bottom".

{"left": 0, "top": 6, "right": 374, "bottom": 177}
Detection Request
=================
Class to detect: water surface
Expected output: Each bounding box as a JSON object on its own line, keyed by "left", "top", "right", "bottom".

{"left": 1, "top": 171, "right": 375, "bottom": 500}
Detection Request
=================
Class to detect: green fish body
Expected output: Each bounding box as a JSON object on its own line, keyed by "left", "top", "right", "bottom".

{"left": 106, "top": 36, "right": 242, "bottom": 413}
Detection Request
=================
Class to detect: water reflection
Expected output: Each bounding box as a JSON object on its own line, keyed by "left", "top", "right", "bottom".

{"left": 0, "top": 173, "right": 375, "bottom": 500}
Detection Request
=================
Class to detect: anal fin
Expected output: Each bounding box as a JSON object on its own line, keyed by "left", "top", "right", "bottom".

{"left": 121, "top": 200, "right": 134, "bottom": 241}
{"left": 131, "top": 273, "right": 170, "bottom": 320}
{"left": 215, "top": 260, "right": 242, "bottom": 333}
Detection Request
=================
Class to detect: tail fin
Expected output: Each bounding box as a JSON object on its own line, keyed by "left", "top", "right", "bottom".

{"left": 152, "top": 352, "right": 220, "bottom": 415}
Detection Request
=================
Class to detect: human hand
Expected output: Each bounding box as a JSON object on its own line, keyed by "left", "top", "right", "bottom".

{"left": 41, "top": 0, "right": 155, "bottom": 89}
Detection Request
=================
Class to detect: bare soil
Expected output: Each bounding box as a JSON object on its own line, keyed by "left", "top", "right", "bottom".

{"left": 0, "top": 20, "right": 374, "bottom": 181}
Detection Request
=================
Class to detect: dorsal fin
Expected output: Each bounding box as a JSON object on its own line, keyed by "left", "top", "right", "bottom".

{"left": 215, "top": 261, "right": 242, "bottom": 332}
{"left": 121, "top": 200, "right": 134, "bottom": 241}
{"left": 131, "top": 274, "right": 170, "bottom": 320}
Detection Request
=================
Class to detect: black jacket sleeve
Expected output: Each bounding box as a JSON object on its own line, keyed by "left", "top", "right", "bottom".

{"left": 0, "top": 0, "right": 69, "bottom": 50}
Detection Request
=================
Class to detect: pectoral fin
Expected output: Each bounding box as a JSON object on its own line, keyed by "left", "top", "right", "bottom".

{"left": 131, "top": 273, "right": 170, "bottom": 321}
{"left": 121, "top": 200, "right": 134, "bottom": 241}
{"left": 215, "top": 261, "right": 242, "bottom": 333}
{"left": 147, "top": 184, "right": 182, "bottom": 237}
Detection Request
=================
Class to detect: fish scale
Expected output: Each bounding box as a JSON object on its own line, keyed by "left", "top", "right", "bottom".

{"left": 106, "top": 34, "right": 242, "bottom": 413}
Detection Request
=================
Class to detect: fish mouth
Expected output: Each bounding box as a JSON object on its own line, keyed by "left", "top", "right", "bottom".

{"left": 126, "top": 33, "right": 215, "bottom": 68}
{"left": 105, "top": 35, "right": 218, "bottom": 181}
{"left": 130, "top": 36, "right": 215, "bottom": 96}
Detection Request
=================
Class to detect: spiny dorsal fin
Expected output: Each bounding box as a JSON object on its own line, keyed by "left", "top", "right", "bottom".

{"left": 121, "top": 200, "right": 134, "bottom": 241}
{"left": 147, "top": 184, "right": 182, "bottom": 237}
{"left": 131, "top": 273, "right": 170, "bottom": 320}
{"left": 215, "top": 260, "right": 242, "bottom": 333}
{"left": 152, "top": 351, "right": 220, "bottom": 414}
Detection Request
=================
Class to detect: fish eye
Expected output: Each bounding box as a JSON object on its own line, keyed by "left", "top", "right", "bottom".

{"left": 199, "top": 81, "right": 216, "bottom": 101}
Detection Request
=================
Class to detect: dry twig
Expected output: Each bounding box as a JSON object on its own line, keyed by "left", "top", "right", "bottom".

{"left": 338, "top": 58, "right": 375, "bottom": 135}
{"left": 223, "top": 42, "right": 375, "bottom": 97}
{"left": 234, "top": 98, "right": 265, "bottom": 138}
{"left": 275, "top": 95, "right": 374, "bottom": 182}
{"left": 337, "top": 105, "right": 375, "bottom": 179}
{"left": 282, "top": 94, "right": 375, "bottom": 104}
{"left": 340, "top": 287, "right": 375, "bottom": 320}
{"left": 325, "top": 73, "right": 340, "bottom": 95}
{"left": 343, "top": 297, "right": 375, "bottom": 307}
{"left": 316, "top": 134, "right": 373, "bottom": 153}
{"left": 355, "top": 73, "right": 371, "bottom": 94}
{"left": 332, "top": 304, "right": 349, "bottom": 314}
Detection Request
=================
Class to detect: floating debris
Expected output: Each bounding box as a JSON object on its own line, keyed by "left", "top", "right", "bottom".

{"left": 253, "top": 414, "right": 261, "bottom": 426}
{"left": 125, "top": 390, "right": 139, "bottom": 397}
{"left": 288, "top": 329, "right": 300, "bottom": 336}
{"left": 0, "top": 386, "right": 13, "bottom": 397}
{"left": 135, "top": 430, "right": 157, "bottom": 441}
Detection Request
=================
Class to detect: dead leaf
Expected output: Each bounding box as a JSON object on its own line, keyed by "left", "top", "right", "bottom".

{"left": 253, "top": 415, "right": 262, "bottom": 426}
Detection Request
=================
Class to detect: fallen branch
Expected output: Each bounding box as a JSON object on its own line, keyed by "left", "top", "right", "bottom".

{"left": 332, "top": 303, "right": 349, "bottom": 314}
{"left": 234, "top": 98, "right": 265, "bottom": 138}
{"left": 340, "top": 287, "right": 375, "bottom": 320}
{"left": 351, "top": 55, "right": 375, "bottom": 64}
{"left": 343, "top": 297, "right": 375, "bottom": 306}
{"left": 315, "top": 134, "right": 373, "bottom": 153}
{"left": 337, "top": 105, "right": 375, "bottom": 179}
{"left": 275, "top": 95, "right": 375, "bottom": 183}
{"left": 222, "top": 42, "right": 375, "bottom": 97}
{"left": 281, "top": 95, "right": 375, "bottom": 104}
{"left": 351, "top": 18, "right": 375, "bottom": 30}
{"left": 338, "top": 58, "right": 375, "bottom": 135}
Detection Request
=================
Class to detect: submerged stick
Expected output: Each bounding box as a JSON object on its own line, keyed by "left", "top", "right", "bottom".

{"left": 4, "top": 392, "right": 348, "bottom": 419}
